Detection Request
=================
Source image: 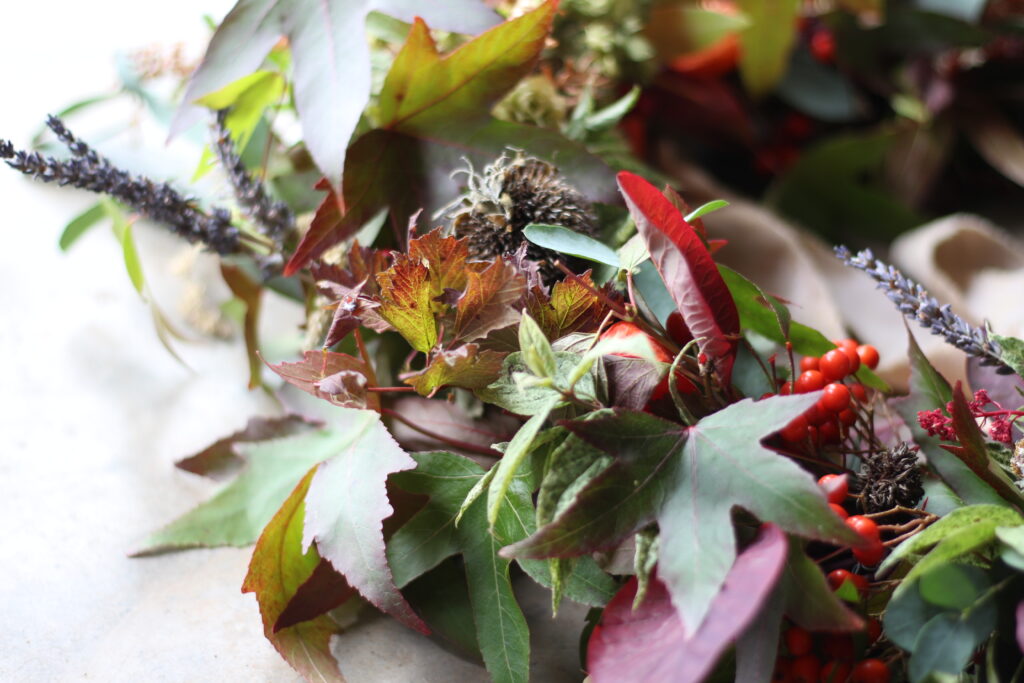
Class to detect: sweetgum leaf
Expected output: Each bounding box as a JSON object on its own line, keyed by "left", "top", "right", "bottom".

{"left": 504, "top": 396, "right": 861, "bottom": 632}
{"left": 302, "top": 408, "right": 428, "bottom": 634}
{"left": 274, "top": 557, "right": 355, "bottom": 632}
{"left": 617, "top": 171, "right": 739, "bottom": 384}
{"left": 135, "top": 428, "right": 355, "bottom": 554}
{"left": 453, "top": 257, "right": 526, "bottom": 343}
{"left": 587, "top": 524, "right": 787, "bottom": 683}
{"left": 284, "top": 3, "right": 615, "bottom": 273}
{"left": 242, "top": 468, "right": 344, "bottom": 682}
{"left": 171, "top": 0, "right": 500, "bottom": 189}
{"left": 894, "top": 328, "right": 1007, "bottom": 507}
{"left": 266, "top": 350, "right": 379, "bottom": 410}
{"left": 405, "top": 345, "right": 507, "bottom": 397}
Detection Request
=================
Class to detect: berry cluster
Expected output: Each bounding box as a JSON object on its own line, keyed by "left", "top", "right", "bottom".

{"left": 771, "top": 478, "right": 893, "bottom": 682}
{"left": 774, "top": 339, "right": 880, "bottom": 448}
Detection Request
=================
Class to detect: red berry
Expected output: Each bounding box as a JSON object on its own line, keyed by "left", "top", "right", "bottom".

{"left": 853, "top": 538, "right": 886, "bottom": 567}
{"left": 820, "top": 350, "right": 851, "bottom": 382}
{"left": 846, "top": 515, "right": 880, "bottom": 542}
{"left": 818, "top": 474, "right": 848, "bottom": 503}
{"left": 830, "top": 503, "right": 849, "bottom": 519}
{"left": 807, "top": 425, "right": 820, "bottom": 445}
{"left": 850, "top": 383, "right": 868, "bottom": 402}
{"left": 796, "top": 370, "right": 827, "bottom": 393}
{"left": 834, "top": 338, "right": 859, "bottom": 352}
{"left": 820, "top": 419, "right": 842, "bottom": 444}
{"left": 822, "top": 634, "right": 855, "bottom": 661}
{"left": 810, "top": 28, "right": 836, "bottom": 63}
{"left": 822, "top": 383, "right": 851, "bottom": 413}
{"left": 857, "top": 345, "right": 879, "bottom": 370}
{"left": 821, "top": 660, "right": 852, "bottom": 683}
{"left": 785, "top": 626, "right": 814, "bottom": 656}
{"left": 865, "top": 618, "right": 882, "bottom": 643}
{"left": 827, "top": 569, "right": 868, "bottom": 594}
{"left": 806, "top": 402, "right": 829, "bottom": 426}
{"left": 773, "top": 658, "right": 793, "bottom": 682}
{"left": 601, "top": 322, "right": 672, "bottom": 363}
{"left": 780, "top": 381, "right": 793, "bottom": 395}
{"left": 791, "top": 654, "right": 821, "bottom": 683}
{"left": 840, "top": 346, "right": 861, "bottom": 374}
{"left": 782, "top": 415, "right": 809, "bottom": 443}
{"left": 760, "top": 392, "right": 777, "bottom": 400}
{"left": 838, "top": 409, "right": 857, "bottom": 426}
{"left": 851, "top": 659, "right": 890, "bottom": 683}
{"left": 800, "top": 356, "right": 820, "bottom": 372}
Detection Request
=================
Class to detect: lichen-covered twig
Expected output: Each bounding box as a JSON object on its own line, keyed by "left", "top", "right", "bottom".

{"left": 211, "top": 110, "right": 294, "bottom": 246}
{"left": 835, "top": 246, "right": 1010, "bottom": 372}
{"left": 2, "top": 116, "right": 240, "bottom": 255}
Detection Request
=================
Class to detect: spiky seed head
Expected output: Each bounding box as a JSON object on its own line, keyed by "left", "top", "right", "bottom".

{"left": 443, "top": 151, "right": 596, "bottom": 286}
{"left": 858, "top": 442, "right": 924, "bottom": 512}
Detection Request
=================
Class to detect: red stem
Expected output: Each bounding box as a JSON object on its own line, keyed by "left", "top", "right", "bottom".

{"left": 381, "top": 408, "right": 501, "bottom": 458}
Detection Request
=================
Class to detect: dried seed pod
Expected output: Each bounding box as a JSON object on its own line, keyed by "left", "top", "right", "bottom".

{"left": 858, "top": 442, "right": 924, "bottom": 512}
{"left": 442, "top": 152, "right": 596, "bottom": 287}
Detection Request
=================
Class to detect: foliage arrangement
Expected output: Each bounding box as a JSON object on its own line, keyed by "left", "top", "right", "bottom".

{"left": 6, "top": 1, "right": 1024, "bottom": 681}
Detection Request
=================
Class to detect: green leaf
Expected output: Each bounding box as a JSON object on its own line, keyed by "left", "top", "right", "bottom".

{"left": 778, "top": 537, "right": 863, "bottom": 632}
{"left": 918, "top": 563, "right": 990, "bottom": 610}
{"left": 106, "top": 202, "right": 144, "bottom": 295}
{"left": 518, "top": 311, "right": 557, "bottom": 379}
{"left": 172, "top": 0, "right": 500, "bottom": 189}
{"left": 302, "top": 409, "right": 427, "bottom": 633}
{"left": 477, "top": 351, "right": 598, "bottom": 416}
{"left": 406, "top": 345, "right": 507, "bottom": 397}
{"left": 284, "top": 2, "right": 615, "bottom": 273}
{"left": 879, "top": 504, "right": 1024, "bottom": 578}
{"left": 504, "top": 396, "right": 862, "bottom": 631}
{"left": 59, "top": 202, "right": 106, "bottom": 251}
{"left": 884, "top": 579, "right": 946, "bottom": 653}
{"left": 135, "top": 424, "right": 378, "bottom": 554}
{"left": 894, "top": 328, "right": 1009, "bottom": 507}
{"left": 242, "top": 468, "right": 344, "bottom": 682}
{"left": 523, "top": 224, "right": 620, "bottom": 268}
{"left": 736, "top": 0, "right": 799, "bottom": 97}
{"left": 566, "top": 86, "right": 640, "bottom": 139}
{"left": 909, "top": 608, "right": 996, "bottom": 682}
{"left": 487, "top": 400, "right": 558, "bottom": 527}
{"left": 685, "top": 199, "right": 730, "bottom": 223}
{"left": 376, "top": 256, "right": 437, "bottom": 353}
{"left": 993, "top": 334, "right": 1024, "bottom": 379}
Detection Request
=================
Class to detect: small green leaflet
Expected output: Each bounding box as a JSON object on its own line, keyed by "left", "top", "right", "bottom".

{"left": 59, "top": 201, "right": 106, "bottom": 251}
{"left": 993, "top": 333, "right": 1024, "bottom": 378}
{"left": 486, "top": 398, "right": 559, "bottom": 527}
{"left": 685, "top": 200, "right": 729, "bottom": 222}
{"left": 522, "top": 224, "right": 620, "bottom": 269}
{"left": 106, "top": 200, "right": 144, "bottom": 295}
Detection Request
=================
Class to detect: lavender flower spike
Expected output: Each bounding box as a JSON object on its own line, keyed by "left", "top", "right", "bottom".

{"left": 835, "top": 245, "right": 1010, "bottom": 372}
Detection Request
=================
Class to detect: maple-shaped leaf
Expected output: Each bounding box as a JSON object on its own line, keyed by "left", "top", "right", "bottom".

{"left": 525, "top": 271, "right": 610, "bottom": 340}
{"left": 376, "top": 255, "right": 437, "bottom": 353}
{"left": 617, "top": 171, "right": 740, "bottom": 384}
{"left": 171, "top": 0, "right": 500, "bottom": 189}
{"left": 284, "top": 2, "right": 616, "bottom": 273}
{"left": 242, "top": 468, "right": 345, "bottom": 682}
{"left": 405, "top": 345, "right": 507, "bottom": 397}
{"left": 387, "top": 451, "right": 616, "bottom": 683}
{"left": 453, "top": 257, "right": 526, "bottom": 343}
{"left": 267, "top": 350, "right": 379, "bottom": 410}
{"left": 302, "top": 409, "right": 427, "bottom": 634}
{"left": 408, "top": 228, "right": 472, "bottom": 298}
{"left": 134, "top": 428, "right": 363, "bottom": 555}
{"left": 587, "top": 525, "right": 788, "bottom": 683}
{"left": 503, "top": 395, "right": 862, "bottom": 632}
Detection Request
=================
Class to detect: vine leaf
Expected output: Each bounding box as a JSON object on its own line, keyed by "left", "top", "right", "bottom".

{"left": 453, "top": 257, "right": 526, "bottom": 343}
{"left": 503, "top": 395, "right": 862, "bottom": 632}
{"left": 587, "top": 524, "right": 788, "bottom": 683}
{"left": 405, "top": 345, "right": 507, "bottom": 397}
{"left": 284, "top": 1, "right": 616, "bottom": 274}
{"left": 302, "top": 409, "right": 428, "bottom": 635}
{"left": 617, "top": 171, "right": 740, "bottom": 384}
{"left": 171, "top": 0, "right": 500, "bottom": 189}
{"left": 242, "top": 468, "right": 345, "bottom": 682}
{"left": 266, "top": 350, "right": 379, "bottom": 410}
{"left": 375, "top": 255, "right": 437, "bottom": 353}
{"left": 525, "top": 271, "right": 609, "bottom": 340}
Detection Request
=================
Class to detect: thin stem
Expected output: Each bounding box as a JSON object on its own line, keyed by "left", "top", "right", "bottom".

{"left": 366, "top": 386, "right": 416, "bottom": 393}
{"left": 381, "top": 408, "right": 500, "bottom": 458}
{"left": 354, "top": 328, "right": 378, "bottom": 387}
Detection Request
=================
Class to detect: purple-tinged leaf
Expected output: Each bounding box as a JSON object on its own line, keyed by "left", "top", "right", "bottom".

{"left": 617, "top": 171, "right": 739, "bottom": 384}
{"left": 602, "top": 356, "right": 665, "bottom": 410}
{"left": 274, "top": 558, "right": 356, "bottom": 632}
{"left": 172, "top": 0, "right": 500, "bottom": 190}
{"left": 453, "top": 257, "right": 526, "bottom": 343}
{"left": 404, "top": 345, "right": 507, "bottom": 397}
{"left": 266, "top": 350, "right": 379, "bottom": 410}
{"left": 587, "top": 524, "right": 787, "bottom": 683}
{"left": 1017, "top": 601, "right": 1024, "bottom": 654}
{"left": 302, "top": 408, "right": 429, "bottom": 635}
{"left": 242, "top": 468, "right": 344, "bottom": 682}
{"left": 175, "top": 415, "right": 318, "bottom": 480}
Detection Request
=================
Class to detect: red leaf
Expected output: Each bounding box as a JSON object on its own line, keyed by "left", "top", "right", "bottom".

{"left": 274, "top": 558, "right": 356, "bottom": 632}
{"left": 617, "top": 171, "right": 739, "bottom": 383}
{"left": 266, "top": 350, "right": 380, "bottom": 410}
{"left": 587, "top": 524, "right": 788, "bottom": 683}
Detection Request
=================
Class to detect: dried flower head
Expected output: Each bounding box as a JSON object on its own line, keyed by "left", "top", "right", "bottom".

{"left": 441, "top": 152, "right": 596, "bottom": 286}
{"left": 858, "top": 442, "right": 924, "bottom": 512}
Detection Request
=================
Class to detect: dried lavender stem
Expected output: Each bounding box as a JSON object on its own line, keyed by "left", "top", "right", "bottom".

{"left": 835, "top": 246, "right": 1010, "bottom": 372}
{"left": 2, "top": 116, "right": 240, "bottom": 255}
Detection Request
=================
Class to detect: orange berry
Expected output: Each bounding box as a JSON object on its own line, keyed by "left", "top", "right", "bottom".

{"left": 782, "top": 415, "right": 809, "bottom": 443}
{"left": 838, "top": 409, "right": 857, "bottom": 426}
{"left": 791, "top": 654, "right": 821, "bottom": 683}
{"left": 796, "top": 370, "right": 827, "bottom": 393}
{"left": 857, "top": 345, "right": 879, "bottom": 370}
{"left": 822, "top": 383, "right": 851, "bottom": 413}
{"left": 818, "top": 474, "right": 848, "bottom": 503}
{"left": 830, "top": 503, "right": 849, "bottom": 519}
{"left": 851, "top": 659, "right": 890, "bottom": 683}
{"left": 800, "top": 356, "right": 820, "bottom": 372}
{"left": 785, "top": 626, "right": 814, "bottom": 656}
{"left": 850, "top": 383, "right": 868, "bottom": 402}
{"left": 820, "top": 350, "right": 851, "bottom": 382}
